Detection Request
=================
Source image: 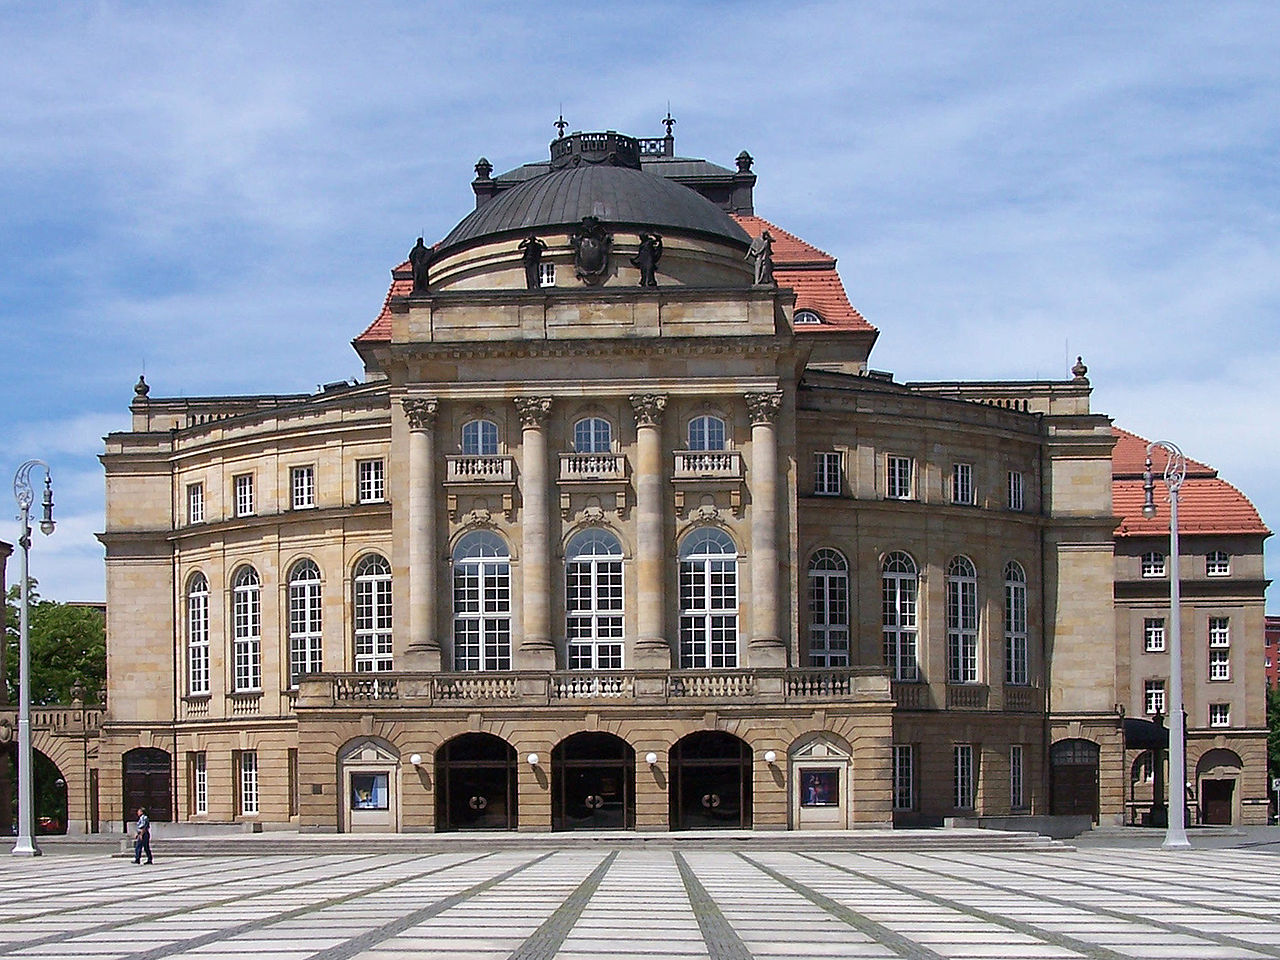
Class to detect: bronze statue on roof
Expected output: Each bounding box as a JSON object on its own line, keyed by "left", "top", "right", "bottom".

{"left": 746, "top": 230, "right": 775, "bottom": 286}
{"left": 631, "top": 233, "right": 663, "bottom": 287}
{"left": 519, "top": 235, "right": 548, "bottom": 291}
{"left": 409, "top": 237, "right": 431, "bottom": 293}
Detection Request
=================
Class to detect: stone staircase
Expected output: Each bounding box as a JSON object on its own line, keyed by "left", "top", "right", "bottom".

{"left": 139, "top": 828, "right": 1073, "bottom": 857}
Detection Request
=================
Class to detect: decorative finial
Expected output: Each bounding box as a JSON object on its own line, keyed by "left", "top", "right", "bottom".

{"left": 474, "top": 156, "right": 492, "bottom": 180}
{"left": 736, "top": 150, "right": 754, "bottom": 173}
{"left": 662, "top": 108, "right": 676, "bottom": 137}
{"left": 134, "top": 374, "right": 150, "bottom": 399}
{"left": 1071, "top": 356, "right": 1088, "bottom": 382}
{"left": 554, "top": 112, "right": 568, "bottom": 138}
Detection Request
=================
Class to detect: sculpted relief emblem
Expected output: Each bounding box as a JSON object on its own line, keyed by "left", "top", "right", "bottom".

{"left": 569, "top": 216, "right": 612, "bottom": 283}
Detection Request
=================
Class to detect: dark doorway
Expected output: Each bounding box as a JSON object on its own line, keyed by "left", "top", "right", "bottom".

{"left": 122, "top": 748, "right": 172, "bottom": 824}
{"left": 552, "top": 732, "right": 635, "bottom": 831}
{"left": 1050, "top": 739, "right": 1099, "bottom": 821}
{"left": 435, "top": 733, "right": 517, "bottom": 831}
{"left": 670, "top": 731, "right": 752, "bottom": 830}
{"left": 1201, "top": 779, "right": 1234, "bottom": 825}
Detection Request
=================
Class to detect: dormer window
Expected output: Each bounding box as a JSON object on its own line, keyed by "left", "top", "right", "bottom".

{"left": 794, "top": 310, "right": 822, "bottom": 325}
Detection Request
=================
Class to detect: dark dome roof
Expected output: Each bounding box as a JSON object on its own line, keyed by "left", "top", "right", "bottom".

{"left": 437, "top": 164, "right": 751, "bottom": 254}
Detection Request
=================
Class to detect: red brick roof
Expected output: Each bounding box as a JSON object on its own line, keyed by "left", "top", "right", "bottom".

{"left": 355, "top": 214, "right": 877, "bottom": 343}
{"left": 1112, "top": 427, "right": 1268, "bottom": 537}
{"left": 732, "top": 214, "right": 875, "bottom": 332}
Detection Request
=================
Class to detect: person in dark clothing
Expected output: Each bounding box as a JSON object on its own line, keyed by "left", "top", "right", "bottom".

{"left": 133, "top": 807, "right": 152, "bottom": 864}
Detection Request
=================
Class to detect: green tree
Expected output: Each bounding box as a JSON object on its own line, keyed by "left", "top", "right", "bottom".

{"left": 3, "top": 581, "right": 106, "bottom": 705}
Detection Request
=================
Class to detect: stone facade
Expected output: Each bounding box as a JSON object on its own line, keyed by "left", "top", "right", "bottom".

{"left": 86, "top": 129, "right": 1271, "bottom": 834}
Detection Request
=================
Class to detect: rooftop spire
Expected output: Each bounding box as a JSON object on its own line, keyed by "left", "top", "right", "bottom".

{"left": 662, "top": 107, "right": 676, "bottom": 138}
{"left": 554, "top": 111, "right": 568, "bottom": 139}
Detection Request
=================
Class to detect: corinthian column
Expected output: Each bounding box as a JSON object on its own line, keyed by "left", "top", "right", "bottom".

{"left": 515, "top": 396, "right": 555, "bottom": 670}
{"left": 629, "top": 394, "right": 669, "bottom": 669}
{"left": 402, "top": 397, "right": 440, "bottom": 671}
{"left": 746, "top": 391, "right": 785, "bottom": 667}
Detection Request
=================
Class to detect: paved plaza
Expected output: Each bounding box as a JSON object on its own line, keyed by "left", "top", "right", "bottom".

{"left": 2, "top": 840, "right": 1280, "bottom": 959}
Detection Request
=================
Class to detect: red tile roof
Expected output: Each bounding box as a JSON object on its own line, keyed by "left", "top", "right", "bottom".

{"left": 354, "top": 262, "right": 411, "bottom": 344}
{"left": 355, "top": 214, "right": 876, "bottom": 343}
{"left": 732, "top": 214, "right": 875, "bottom": 332}
{"left": 1112, "top": 427, "right": 1268, "bottom": 537}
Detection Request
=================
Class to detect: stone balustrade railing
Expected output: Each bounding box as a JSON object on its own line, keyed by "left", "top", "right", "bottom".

{"left": 23, "top": 706, "right": 105, "bottom": 732}
{"left": 303, "top": 667, "right": 890, "bottom": 708}
{"left": 672, "top": 450, "right": 744, "bottom": 480}
{"left": 558, "top": 452, "right": 627, "bottom": 482}
{"left": 445, "top": 455, "right": 515, "bottom": 484}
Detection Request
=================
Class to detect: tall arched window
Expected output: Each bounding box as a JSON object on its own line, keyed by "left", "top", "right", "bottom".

{"left": 461, "top": 419, "right": 499, "bottom": 456}
{"left": 1004, "top": 561, "right": 1028, "bottom": 686}
{"left": 453, "top": 531, "right": 511, "bottom": 671}
{"left": 288, "top": 559, "right": 323, "bottom": 687}
{"left": 231, "top": 566, "right": 261, "bottom": 692}
{"left": 947, "top": 556, "right": 979, "bottom": 684}
{"left": 678, "top": 528, "right": 738, "bottom": 668}
{"left": 807, "top": 549, "right": 849, "bottom": 667}
{"left": 565, "top": 530, "right": 624, "bottom": 670}
{"left": 573, "top": 417, "right": 612, "bottom": 454}
{"left": 353, "top": 555, "right": 392, "bottom": 672}
{"left": 687, "top": 415, "right": 726, "bottom": 451}
{"left": 187, "top": 572, "right": 210, "bottom": 695}
{"left": 882, "top": 552, "right": 918, "bottom": 681}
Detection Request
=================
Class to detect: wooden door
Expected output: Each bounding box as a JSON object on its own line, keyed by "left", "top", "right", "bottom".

{"left": 1201, "top": 779, "right": 1234, "bottom": 825}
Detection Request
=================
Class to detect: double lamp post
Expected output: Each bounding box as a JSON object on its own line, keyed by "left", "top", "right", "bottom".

{"left": 11, "top": 460, "right": 55, "bottom": 857}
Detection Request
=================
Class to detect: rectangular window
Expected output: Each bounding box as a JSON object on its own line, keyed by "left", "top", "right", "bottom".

{"left": 1007, "top": 471, "right": 1024, "bottom": 511}
{"left": 538, "top": 262, "right": 555, "bottom": 287}
{"left": 1141, "top": 552, "right": 1166, "bottom": 578}
{"left": 1009, "top": 745, "right": 1025, "bottom": 810}
{"left": 191, "top": 752, "right": 207, "bottom": 816}
{"left": 238, "top": 750, "right": 258, "bottom": 815}
{"left": 813, "top": 451, "right": 842, "bottom": 496}
{"left": 954, "top": 744, "right": 975, "bottom": 809}
{"left": 357, "top": 459, "right": 385, "bottom": 503}
{"left": 1004, "top": 570, "right": 1028, "bottom": 686}
{"left": 233, "top": 474, "right": 254, "bottom": 517}
{"left": 892, "top": 745, "right": 914, "bottom": 811}
{"left": 187, "top": 483, "right": 204, "bottom": 524}
{"left": 1209, "top": 703, "right": 1230, "bottom": 728}
{"left": 1206, "top": 551, "right": 1230, "bottom": 576}
{"left": 1145, "top": 679, "right": 1166, "bottom": 716}
{"left": 187, "top": 585, "right": 210, "bottom": 696}
{"left": 951, "top": 463, "right": 974, "bottom": 505}
{"left": 1143, "top": 618, "right": 1166, "bottom": 653}
{"left": 886, "top": 454, "right": 914, "bottom": 499}
{"left": 291, "top": 465, "right": 315, "bottom": 510}
{"left": 1209, "top": 617, "right": 1230, "bottom": 681}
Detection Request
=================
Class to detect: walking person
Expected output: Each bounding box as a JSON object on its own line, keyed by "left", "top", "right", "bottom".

{"left": 132, "top": 807, "right": 152, "bottom": 864}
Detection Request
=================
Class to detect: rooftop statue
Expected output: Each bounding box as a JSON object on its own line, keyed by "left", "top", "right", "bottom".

{"left": 518, "top": 236, "right": 548, "bottom": 291}
{"left": 631, "top": 233, "right": 663, "bottom": 287}
{"left": 409, "top": 237, "right": 431, "bottom": 293}
{"left": 746, "top": 230, "right": 775, "bottom": 286}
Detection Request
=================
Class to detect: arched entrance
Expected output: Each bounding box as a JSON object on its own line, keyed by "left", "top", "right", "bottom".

{"left": 4, "top": 744, "right": 69, "bottom": 834}
{"left": 669, "top": 731, "right": 751, "bottom": 830}
{"left": 122, "top": 748, "right": 171, "bottom": 825}
{"left": 435, "top": 733, "right": 516, "bottom": 831}
{"left": 1196, "top": 748, "right": 1243, "bottom": 825}
{"left": 1050, "top": 739, "right": 1099, "bottom": 821}
{"left": 552, "top": 732, "right": 635, "bottom": 831}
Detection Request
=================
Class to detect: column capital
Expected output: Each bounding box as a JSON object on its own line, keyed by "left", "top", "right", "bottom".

{"left": 514, "top": 396, "right": 553, "bottom": 428}
{"left": 402, "top": 397, "right": 439, "bottom": 430}
{"left": 629, "top": 393, "right": 668, "bottom": 428}
{"left": 745, "top": 391, "right": 784, "bottom": 426}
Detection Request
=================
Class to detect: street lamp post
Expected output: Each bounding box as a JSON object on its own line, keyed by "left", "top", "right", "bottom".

{"left": 1142, "top": 441, "right": 1190, "bottom": 850}
{"left": 12, "top": 460, "right": 55, "bottom": 857}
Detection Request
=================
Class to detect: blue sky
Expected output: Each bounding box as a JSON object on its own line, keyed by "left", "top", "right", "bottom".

{"left": 1, "top": 1, "right": 1276, "bottom": 610}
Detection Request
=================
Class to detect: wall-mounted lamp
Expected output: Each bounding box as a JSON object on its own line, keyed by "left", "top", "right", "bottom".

{"left": 764, "top": 750, "right": 777, "bottom": 764}
{"left": 409, "top": 753, "right": 422, "bottom": 767}
{"left": 645, "top": 752, "right": 658, "bottom": 766}
{"left": 527, "top": 753, "right": 540, "bottom": 766}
